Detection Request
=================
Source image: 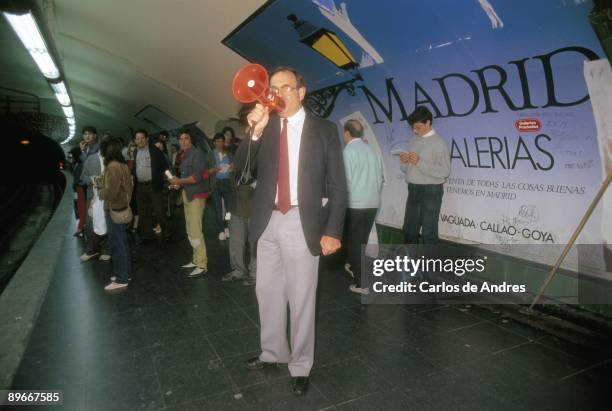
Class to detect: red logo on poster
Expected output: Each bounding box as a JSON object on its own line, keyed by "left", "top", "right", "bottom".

{"left": 515, "top": 118, "right": 541, "bottom": 132}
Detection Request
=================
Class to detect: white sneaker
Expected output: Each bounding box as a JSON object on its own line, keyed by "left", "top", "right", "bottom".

{"left": 188, "top": 267, "right": 206, "bottom": 277}
{"left": 218, "top": 232, "right": 226, "bottom": 241}
{"left": 224, "top": 228, "right": 230, "bottom": 239}
{"left": 349, "top": 284, "right": 370, "bottom": 295}
{"left": 344, "top": 263, "right": 355, "bottom": 279}
{"left": 80, "top": 252, "right": 99, "bottom": 262}
{"left": 181, "top": 262, "right": 197, "bottom": 268}
{"left": 104, "top": 282, "right": 128, "bottom": 291}
{"left": 99, "top": 254, "right": 111, "bottom": 261}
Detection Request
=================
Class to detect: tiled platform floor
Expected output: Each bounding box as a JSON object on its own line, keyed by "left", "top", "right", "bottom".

{"left": 10, "top": 209, "right": 612, "bottom": 410}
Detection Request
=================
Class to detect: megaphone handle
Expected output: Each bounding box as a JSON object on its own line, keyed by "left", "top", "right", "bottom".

{"left": 237, "top": 129, "right": 256, "bottom": 186}
{"left": 247, "top": 103, "right": 272, "bottom": 140}
{"left": 248, "top": 120, "right": 265, "bottom": 141}
{"left": 246, "top": 125, "right": 258, "bottom": 141}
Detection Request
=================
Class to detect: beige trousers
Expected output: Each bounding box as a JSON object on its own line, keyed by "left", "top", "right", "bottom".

{"left": 182, "top": 191, "right": 207, "bottom": 269}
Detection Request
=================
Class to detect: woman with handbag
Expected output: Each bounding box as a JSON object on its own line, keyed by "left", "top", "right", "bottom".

{"left": 96, "top": 135, "right": 134, "bottom": 291}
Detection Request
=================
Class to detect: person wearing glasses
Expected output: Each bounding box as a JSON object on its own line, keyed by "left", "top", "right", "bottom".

{"left": 235, "top": 67, "right": 347, "bottom": 396}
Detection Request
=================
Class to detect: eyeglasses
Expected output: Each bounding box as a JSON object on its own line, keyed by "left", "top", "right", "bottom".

{"left": 270, "top": 85, "right": 298, "bottom": 94}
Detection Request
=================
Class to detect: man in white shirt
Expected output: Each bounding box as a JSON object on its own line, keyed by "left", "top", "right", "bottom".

{"left": 234, "top": 67, "right": 347, "bottom": 396}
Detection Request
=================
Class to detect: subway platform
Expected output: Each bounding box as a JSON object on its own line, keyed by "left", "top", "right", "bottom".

{"left": 6, "top": 200, "right": 612, "bottom": 411}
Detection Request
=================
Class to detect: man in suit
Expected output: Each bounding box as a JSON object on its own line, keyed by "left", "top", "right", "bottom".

{"left": 234, "top": 67, "right": 347, "bottom": 396}
{"left": 133, "top": 129, "right": 171, "bottom": 243}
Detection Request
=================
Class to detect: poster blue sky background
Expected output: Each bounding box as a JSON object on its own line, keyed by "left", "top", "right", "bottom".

{"left": 225, "top": 0, "right": 607, "bottom": 245}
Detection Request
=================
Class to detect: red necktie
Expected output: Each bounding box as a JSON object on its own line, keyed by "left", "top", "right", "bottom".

{"left": 277, "top": 118, "right": 291, "bottom": 214}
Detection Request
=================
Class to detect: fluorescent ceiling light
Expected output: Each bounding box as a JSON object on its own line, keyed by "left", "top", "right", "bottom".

{"left": 62, "top": 105, "right": 74, "bottom": 117}
{"left": 4, "top": 10, "right": 77, "bottom": 148}
{"left": 50, "top": 81, "right": 67, "bottom": 94}
{"left": 63, "top": 128, "right": 76, "bottom": 145}
{"left": 50, "top": 82, "right": 70, "bottom": 105}
{"left": 55, "top": 92, "right": 70, "bottom": 106}
{"left": 3, "top": 11, "right": 60, "bottom": 79}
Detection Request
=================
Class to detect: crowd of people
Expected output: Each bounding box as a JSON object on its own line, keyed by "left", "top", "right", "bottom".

{"left": 68, "top": 66, "right": 450, "bottom": 396}
{"left": 69, "top": 124, "right": 253, "bottom": 290}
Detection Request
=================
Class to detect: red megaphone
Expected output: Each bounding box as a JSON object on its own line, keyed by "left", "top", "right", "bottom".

{"left": 231, "top": 63, "right": 285, "bottom": 112}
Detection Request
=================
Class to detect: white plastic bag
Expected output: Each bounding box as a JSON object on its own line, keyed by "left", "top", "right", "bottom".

{"left": 365, "top": 223, "right": 379, "bottom": 258}
{"left": 92, "top": 188, "right": 107, "bottom": 235}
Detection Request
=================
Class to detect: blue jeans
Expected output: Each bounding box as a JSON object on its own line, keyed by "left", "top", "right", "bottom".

{"left": 105, "top": 211, "right": 131, "bottom": 283}
{"left": 403, "top": 183, "right": 444, "bottom": 244}
{"left": 212, "top": 179, "right": 234, "bottom": 232}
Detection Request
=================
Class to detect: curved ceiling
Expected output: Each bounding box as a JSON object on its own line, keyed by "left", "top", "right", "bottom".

{"left": 1, "top": 0, "right": 267, "bottom": 144}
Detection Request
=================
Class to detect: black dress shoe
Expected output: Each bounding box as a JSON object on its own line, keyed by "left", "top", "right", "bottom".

{"left": 291, "top": 377, "right": 309, "bottom": 396}
{"left": 245, "top": 357, "right": 274, "bottom": 370}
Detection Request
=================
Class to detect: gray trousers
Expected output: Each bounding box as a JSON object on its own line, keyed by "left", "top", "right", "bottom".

{"left": 256, "top": 208, "right": 319, "bottom": 377}
{"left": 229, "top": 214, "right": 256, "bottom": 278}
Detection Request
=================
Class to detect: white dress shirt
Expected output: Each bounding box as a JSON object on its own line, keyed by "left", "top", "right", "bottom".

{"left": 421, "top": 128, "right": 435, "bottom": 138}
{"left": 275, "top": 107, "right": 305, "bottom": 206}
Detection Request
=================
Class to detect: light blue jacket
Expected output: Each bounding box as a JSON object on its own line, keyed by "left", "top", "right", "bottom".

{"left": 343, "top": 138, "right": 383, "bottom": 209}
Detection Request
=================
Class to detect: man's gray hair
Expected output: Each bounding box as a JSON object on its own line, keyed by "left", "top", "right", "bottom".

{"left": 344, "top": 119, "right": 364, "bottom": 138}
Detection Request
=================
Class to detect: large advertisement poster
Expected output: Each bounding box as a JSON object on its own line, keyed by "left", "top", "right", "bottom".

{"left": 225, "top": 0, "right": 609, "bottom": 246}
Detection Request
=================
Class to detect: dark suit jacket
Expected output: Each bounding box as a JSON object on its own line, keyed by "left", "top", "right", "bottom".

{"left": 133, "top": 144, "right": 168, "bottom": 192}
{"left": 234, "top": 110, "right": 347, "bottom": 255}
